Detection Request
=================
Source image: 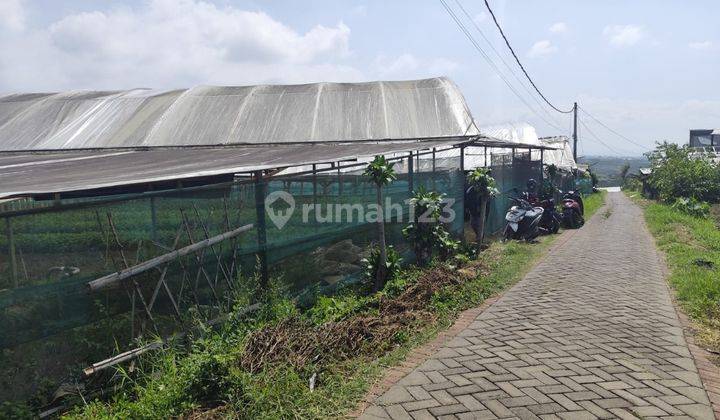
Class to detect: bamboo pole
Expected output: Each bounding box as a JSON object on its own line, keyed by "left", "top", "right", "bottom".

{"left": 107, "top": 212, "right": 157, "bottom": 334}
{"left": 83, "top": 303, "right": 261, "bottom": 377}
{"left": 87, "top": 224, "right": 253, "bottom": 292}
{"left": 191, "top": 203, "right": 233, "bottom": 290}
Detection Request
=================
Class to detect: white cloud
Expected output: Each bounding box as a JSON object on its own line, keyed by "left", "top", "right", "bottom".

{"left": 602, "top": 24, "right": 646, "bottom": 47}
{"left": 373, "top": 53, "right": 459, "bottom": 79}
{"left": 549, "top": 22, "right": 567, "bottom": 34}
{"left": 527, "top": 40, "right": 558, "bottom": 58}
{"left": 0, "top": 0, "right": 25, "bottom": 31}
{"left": 0, "top": 0, "right": 362, "bottom": 91}
{"left": 473, "top": 12, "right": 487, "bottom": 25}
{"left": 689, "top": 40, "right": 713, "bottom": 51}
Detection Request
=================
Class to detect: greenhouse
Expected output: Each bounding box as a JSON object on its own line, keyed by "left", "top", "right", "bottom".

{"left": 0, "top": 77, "right": 562, "bottom": 410}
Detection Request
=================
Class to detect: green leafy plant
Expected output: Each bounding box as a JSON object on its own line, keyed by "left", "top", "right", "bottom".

{"left": 619, "top": 162, "right": 631, "bottom": 183}
{"left": 361, "top": 245, "right": 402, "bottom": 287}
{"left": 588, "top": 169, "right": 599, "bottom": 187}
{"left": 646, "top": 142, "right": 720, "bottom": 203}
{"left": 306, "top": 295, "right": 367, "bottom": 325}
{"left": 402, "top": 188, "right": 445, "bottom": 266}
{"left": 671, "top": 197, "right": 710, "bottom": 218}
{"left": 622, "top": 176, "right": 642, "bottom": 192}
{"left": 363, "top": 155, "right": 397, "bottom": 291}
{"left": 546, "top": 164, "right": 558, "bottom": 179}
{"left": 466, "top": 168, "right": 498, "bottom": 250}
{"left": 435, "top": 227, "right": 461, "bottom": 262}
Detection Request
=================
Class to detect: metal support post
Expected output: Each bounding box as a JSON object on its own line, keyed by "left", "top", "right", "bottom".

{"left": 253, "top": 171, "right": 269, "bottom": 287}
{"left": 5, "top": 218, "right": 17, "bottom": 287}
{"left": 408, "top": 151, "right": 414, "bottom": 194}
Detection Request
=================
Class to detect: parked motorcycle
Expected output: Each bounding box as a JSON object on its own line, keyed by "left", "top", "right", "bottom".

{"left": 537, "top": 198, "right": 561, "bottom": 234}
{"left": 503, "top": 197, "right": 544, "bottom": 242}
{"left": 560, "top": 190, "right": 584, "bottom": 229}
{"left": 523, "top": 193, "right": 561, "bottom": 235}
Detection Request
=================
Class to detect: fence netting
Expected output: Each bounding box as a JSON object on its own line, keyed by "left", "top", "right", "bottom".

{"left": 0, "top": 156, "right": 465, "bottom": 405}
{"left": 0, "top": 149, "right": 584, "bottom": 407}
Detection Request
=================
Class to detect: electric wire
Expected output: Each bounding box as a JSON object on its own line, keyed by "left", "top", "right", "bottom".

{"left": 439, "top": 0, "right": 563, "bottom": 132}
{"left": 578, "top": 118, "right": 638, "bottom": 156}
{"left": 451, "top": 0, "right": 565, "bottom": 128}
{"left": 438, "top": 0, "right": 566, "bottom": 132}
{"left": 446, "top": 0, "right": 646, "bottom": 156}
{"left": 578, "top": 106, "right": 649, "bottom": 150}
{"left": 482, "top": 0, "right": 574, "bottom": 114}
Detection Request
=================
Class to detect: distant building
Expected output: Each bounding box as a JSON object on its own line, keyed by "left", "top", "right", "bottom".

{"left": 689, "top": 129, "right": 720, "bottom": 148}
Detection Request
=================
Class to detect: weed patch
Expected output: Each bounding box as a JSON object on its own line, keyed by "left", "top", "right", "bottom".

{"left": 633, "top": 194, "right": 720, "bottom": 353}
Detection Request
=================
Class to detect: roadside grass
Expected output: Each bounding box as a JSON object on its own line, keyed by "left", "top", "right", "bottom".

{"left": 66, "top": 192, "right": 607, "bottom": 420}
{"left": 584, "top": 190, "right": 607, "bottom": 220}
{"left": 632, "top": 194, "right": 720, "bottom": 352}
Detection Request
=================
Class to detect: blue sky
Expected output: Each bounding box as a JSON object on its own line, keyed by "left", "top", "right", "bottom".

{"left": 0, "top": 0, "right": 718, "bottom": 156}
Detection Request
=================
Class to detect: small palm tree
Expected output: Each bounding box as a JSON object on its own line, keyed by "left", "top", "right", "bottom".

{"left": 619, "top": 163, "right": 631, "bottom": 185}
{"left": 363, "top": 155, "right": 396, "bottom": 291}
{"left": 466, "top": 168, "right": 498, "bottom": 251}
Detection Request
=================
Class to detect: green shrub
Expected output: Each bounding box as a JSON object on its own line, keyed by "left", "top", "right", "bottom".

{"left": 402, "top": 188, "right": 444, "bottom": 265}
{"left": 622, "top": 177, "right": 642, "bottom": 192}
{"left": 361, "top": 245, "right": 402, "bottom": 284}
{"left": 402, "top": 188, "right": 460, "bottom": 264}
{"left": 306, "top": 295, "right": 367, "bottom": 325}
{"left": 646, "top": 142, "right": 720, "bottom": 203}
{"left": 671, "top": 197, "right": 710, "bottom": 218}
{"left": 434, "top": 227, "right": 461, "bottom": 261}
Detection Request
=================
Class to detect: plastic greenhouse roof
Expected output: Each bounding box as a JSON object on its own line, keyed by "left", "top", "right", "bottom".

{"left": 0, "top": 77, "right": 479, "bottom": 151}
{"left": 538, "top": 136, "right": 577, "bottom": 170}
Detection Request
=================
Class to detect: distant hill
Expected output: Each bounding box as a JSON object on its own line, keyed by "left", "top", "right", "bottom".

{"left": 578, "top": 156, "right": 649, "bottom": 187}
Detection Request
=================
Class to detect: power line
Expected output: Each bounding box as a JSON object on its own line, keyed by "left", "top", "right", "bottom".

{"left": 482, "top": 0, "right": 574, "bottom": 114}
{"left": 578, "top": 118, "right": 639, "bottom": 155}
{"left": 438, "top": 0, "right": 562, "bottom": 132}
{"left": 437, "top": 0, "right": 566, "bottom": 132}
{"left": 451, "top": 0, "right": 565, "bottom": 128}
{"left": 578, "top": 106, "right": 649, "bottom": 150}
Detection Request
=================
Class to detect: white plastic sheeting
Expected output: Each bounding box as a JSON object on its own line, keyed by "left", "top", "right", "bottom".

{"left": 432, "top": 122, "right": 542, "bottom": 169}
{"left": 0, "top": 78, "right": 478, "bottom": 151}
{"left": 426, "top": 122, "right": 574, "bottom": 170}
{"left": 480, "top": 122, "right": 542, "bottom": 148}
{"left": 537, "top": 136, "right": 577, "bottom": 170}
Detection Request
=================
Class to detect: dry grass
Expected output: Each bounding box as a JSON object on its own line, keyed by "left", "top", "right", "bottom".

{"left": 240, "top": 266, "right": 476, "bottom": 374}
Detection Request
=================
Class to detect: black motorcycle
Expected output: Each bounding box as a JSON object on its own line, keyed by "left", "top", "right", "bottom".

{"left": 523, "top": 192, "right": 561, "bottom": 235}
{"left": 537, "top": 197, "right": 561, "bottom": 234}
{"left": 503, "top": 197, "right": 544, "bottom": 242}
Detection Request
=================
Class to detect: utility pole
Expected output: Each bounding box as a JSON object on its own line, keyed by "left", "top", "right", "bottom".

{"left": 572, "top": 102, "right": 578, "bottom": 161}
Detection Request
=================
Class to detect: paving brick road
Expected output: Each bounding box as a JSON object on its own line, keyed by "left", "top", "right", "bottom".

{"left": 360, "top": 192, "right": 715, "bottom": 419}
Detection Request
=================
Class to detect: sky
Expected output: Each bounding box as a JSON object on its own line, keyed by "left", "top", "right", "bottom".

{"left": 0, "top": 0, "right": 718, "bottom": 156}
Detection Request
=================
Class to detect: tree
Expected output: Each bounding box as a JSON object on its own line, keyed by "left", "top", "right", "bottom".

{"left": 363, "top": 155, "right": 397, "bottom": 290}
{"left": 619, "top": 163, "right": 631, "bottom": 185}
{"left": 586, "top": 169, "right": 599, "bottom": 188}
{"left": 646, "top": 142, "right": 720, "bottom": 202}
{"left": 466, "top": 168, "right": 498, "bottom": 251}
